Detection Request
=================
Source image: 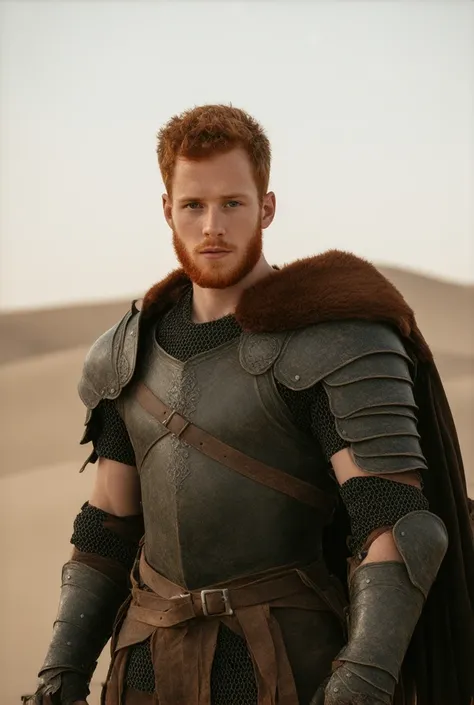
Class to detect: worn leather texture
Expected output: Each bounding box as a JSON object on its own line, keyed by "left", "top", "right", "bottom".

{"left": 393, "top": 510, "right": 449, "bottom": 598}
{"left": 39, "top": 562, "right": 126, "bottom": 677}
{"left": 119, "top": 324, "right": 335, "bottom": 589}
{"left": 29, "top": 561, "right": 128, "bottom": 704}
{"left": 329, "top": 510, "right": 448, "bottom": 702}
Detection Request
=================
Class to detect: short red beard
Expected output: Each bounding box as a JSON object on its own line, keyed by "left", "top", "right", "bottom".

{"left": 172, "top": 226, "right": 263, "bottom": 289}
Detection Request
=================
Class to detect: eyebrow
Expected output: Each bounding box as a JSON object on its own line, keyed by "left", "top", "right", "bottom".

{"left": 177, "top": 194, "right": 249, "bottom": 203}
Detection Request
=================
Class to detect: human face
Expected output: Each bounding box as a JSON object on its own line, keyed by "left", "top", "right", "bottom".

{"left": 162, "top": 148, "right": 275, "bottom": 289}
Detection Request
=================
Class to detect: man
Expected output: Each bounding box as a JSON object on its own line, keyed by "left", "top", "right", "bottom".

{"left": 27, "top": 105, "right": 474, "bottom": 705}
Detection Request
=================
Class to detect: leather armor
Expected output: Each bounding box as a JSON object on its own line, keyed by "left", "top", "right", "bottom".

{"left": 79, "top": 310, "right": 428, "bottom": 590}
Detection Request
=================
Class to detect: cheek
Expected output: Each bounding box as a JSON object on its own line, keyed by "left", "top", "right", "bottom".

{"left": 172, "top": 214, "right": 201, "bottom": 250}
{"left": 232, "top": 208, "right": 260, "bottom": 228}
{"left": 173, "top": 209, "right": 199, "bottom": 229}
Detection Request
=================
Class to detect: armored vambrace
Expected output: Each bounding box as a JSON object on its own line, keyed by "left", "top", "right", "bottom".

{"left": 320, "top": 510, "right": 448, "bottom": 705}
{"left": 27, "top": 561, "right": 128, "bottom": 704}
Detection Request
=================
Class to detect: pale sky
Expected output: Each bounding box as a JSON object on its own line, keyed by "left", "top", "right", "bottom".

{"left": 1, "top": 0, "right": 473, "bottom": 312}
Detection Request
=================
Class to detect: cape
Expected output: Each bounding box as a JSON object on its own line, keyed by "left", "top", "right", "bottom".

{"left": 141, "top": 249, "right": 474, "bottom": 705}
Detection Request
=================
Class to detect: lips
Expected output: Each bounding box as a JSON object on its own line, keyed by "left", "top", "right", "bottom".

{"left": 199, "top": 249, "right": 231, "bottom": 259}
{"left": 199, "top": 248, "right": 231, "bottom": 254}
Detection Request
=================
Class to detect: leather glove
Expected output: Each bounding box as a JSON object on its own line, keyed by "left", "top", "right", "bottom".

{"left": 314, "top": 663, "right": 394, "bottom": 704}
{"left": 21, "top": 671, "right": 89, "bottom": 705}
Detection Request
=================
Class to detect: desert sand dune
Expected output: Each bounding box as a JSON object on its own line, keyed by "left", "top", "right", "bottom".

{"left": 430, "top": 352, "right": 474, "bottom": 379}
{"left": 1, "top": 347, "right": 91, "bottom": 478}
{"left": 1, "top": 264, "right": 473, "bottom": 703}
{"left": 380, "top": 266, "right": 474, "bottom": 357}
{"left": 0, "top": 300, "right": 130, "bottom": 365}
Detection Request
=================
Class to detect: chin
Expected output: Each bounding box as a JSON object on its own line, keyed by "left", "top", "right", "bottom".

{"left": 193, "top": 269, "right": 245, "bottom": 290}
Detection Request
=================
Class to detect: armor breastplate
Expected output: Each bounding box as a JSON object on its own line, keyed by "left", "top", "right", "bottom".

{"left": 120, "top": 327, "right": 330, "bottom": 589}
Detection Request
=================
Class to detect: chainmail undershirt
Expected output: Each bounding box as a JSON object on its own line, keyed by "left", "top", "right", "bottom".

{"left": 70, "top": 502, "right": 139, "bottom": 572}
{"left": 339, "top": 476, "right": 429, "bottom": 555}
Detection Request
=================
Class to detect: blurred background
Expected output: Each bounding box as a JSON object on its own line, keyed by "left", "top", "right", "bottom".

{"left": 1, "top": 1, "right": 473, "bottom": 702}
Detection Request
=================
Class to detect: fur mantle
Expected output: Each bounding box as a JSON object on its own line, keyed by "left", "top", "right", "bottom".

{"left": 141, "top": 249, "right": 432, "bottom": 361}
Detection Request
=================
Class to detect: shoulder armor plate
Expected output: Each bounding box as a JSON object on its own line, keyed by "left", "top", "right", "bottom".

{"left": 273, "top": 320, "right": 412, "bottom": 391}
{"left": 78, "top": 302, "right": 141, "bottom": 410}
{"left": 274, "top": 320, "right": 427, "bottom": 475}
{"left": 239, "top": 332, "right": 289, "bottom": 375}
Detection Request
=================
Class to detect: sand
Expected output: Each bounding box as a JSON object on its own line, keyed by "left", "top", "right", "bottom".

{"left": 1, "top": 265, "right": 472, "bottom": 703}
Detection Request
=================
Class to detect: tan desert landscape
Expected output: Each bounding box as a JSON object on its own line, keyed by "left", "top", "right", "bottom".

{"left": 1, "top": 265, "right": 473, "bottom": 704}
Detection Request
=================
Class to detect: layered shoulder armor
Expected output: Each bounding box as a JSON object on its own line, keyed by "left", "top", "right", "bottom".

{"left": 240, "top": 320, "right": 427, "bottom": 475}
{"left": 273, "top": 318, "right": 412, "bottom": 381}
{"left": 78, "top": 301, "right": 142, "bottom": 411}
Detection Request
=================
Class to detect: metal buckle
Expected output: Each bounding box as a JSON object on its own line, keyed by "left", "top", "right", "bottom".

{"left": 162, "top": 409, "right": 176, "bottom": 427}
{"left": 200, "top": 588, "right": 234, "bottom": 616}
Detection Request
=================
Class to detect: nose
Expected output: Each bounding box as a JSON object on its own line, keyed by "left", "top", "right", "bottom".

{"left": 203, "top": 207, "right": 226, "bottom": 238}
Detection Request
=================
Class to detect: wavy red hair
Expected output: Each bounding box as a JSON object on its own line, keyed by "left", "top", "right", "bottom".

{"left": 156, "top": 104, "right": 271, "bottom": 200}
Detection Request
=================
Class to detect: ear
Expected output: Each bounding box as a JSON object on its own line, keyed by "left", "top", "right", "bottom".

{"left": 261, "top": 191, "right": 276, "bottom": 230}
{"left": 162, "top": 193, "right": 173, "bottom": 229}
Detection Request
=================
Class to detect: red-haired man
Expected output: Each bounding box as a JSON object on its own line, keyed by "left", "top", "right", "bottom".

{"left": 26, "top": 105, "right": 473, "bottom": 705}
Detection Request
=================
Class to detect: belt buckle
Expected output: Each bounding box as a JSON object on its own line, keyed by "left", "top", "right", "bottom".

{"left": 200, "top": 588, "right": 234, "bottom": 617}
{"left": 162, "top": 409, "right": 176, "bottom": 427}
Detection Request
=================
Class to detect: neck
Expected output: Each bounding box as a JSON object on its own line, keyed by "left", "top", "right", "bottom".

{"left": 191, "top": 256, "right": 275, "bottom": 323}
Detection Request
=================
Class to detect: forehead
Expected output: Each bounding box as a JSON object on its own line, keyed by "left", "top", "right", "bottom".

{"left": 172, "top": 148, "right": 257, "bottom": 199}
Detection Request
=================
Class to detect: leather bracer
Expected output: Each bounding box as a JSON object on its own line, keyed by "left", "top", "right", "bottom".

{"left": 325, "top": 510, "right": 448, "bottom": 702}
{"left": 31, "top": 561, "right": 128, "bottom": 702}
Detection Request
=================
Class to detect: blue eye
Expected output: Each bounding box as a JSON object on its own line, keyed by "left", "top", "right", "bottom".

{"left": 185, "top": 202, "right": 201, "bottom": 210}
{"left": 226, "top": 201, "right": 241, "bottom": 208}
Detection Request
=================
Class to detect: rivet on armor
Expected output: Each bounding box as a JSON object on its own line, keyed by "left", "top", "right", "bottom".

{"left": 67, "top": 641, "right": 72, "bottom": 646}
{"left": 401, "top": 531, "right": 406, "bottom": 536}
{"left": 333, "top": 687, "right": 339, "bottom": 693}
{"left": 366, "top": 578, "right": 371, "bottom": 584}
{"left": 130, "top": 331, "right": 134, "bottom": 336}
{"left": 110, "top": 388, "right": 116, "bottom": 394}
{"left": 294, "top": 374, "right": 300, "bottom": 381}
{"left": 80, "top": 614, "right": 84, "bottom": 619}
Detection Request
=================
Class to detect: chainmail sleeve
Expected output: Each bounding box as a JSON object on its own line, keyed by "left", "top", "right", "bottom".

{"left": 305, "top": 372, "right": 429, "bottom": 559}
{"left": 309, "top": 382, "right": 349, "bottom": 460}
{"left": 94, "top": 399, "right": 136, "bottom": 466}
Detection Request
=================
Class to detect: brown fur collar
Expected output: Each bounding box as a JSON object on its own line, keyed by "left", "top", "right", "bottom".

{"left": 141, "top": 249, "right": 432, "bottom": 360}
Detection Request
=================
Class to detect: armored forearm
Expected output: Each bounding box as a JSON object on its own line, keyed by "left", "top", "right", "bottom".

{"left": 24, "top": 503, "right": 143, "bottom": 704}
{"left": 323, "top": 510, "right": 448, "bottom": 705}
{"left": 36, "top": 561, "right": 127, "bottom": 701}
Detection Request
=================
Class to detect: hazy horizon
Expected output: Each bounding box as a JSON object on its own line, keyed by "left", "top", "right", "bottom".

{"left": 1, "top": 1, "right": 473, "bottom": 313}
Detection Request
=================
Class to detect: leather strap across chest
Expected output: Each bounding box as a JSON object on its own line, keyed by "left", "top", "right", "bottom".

{"left": 135, "top": 381, "right": 336, "bottom": 521}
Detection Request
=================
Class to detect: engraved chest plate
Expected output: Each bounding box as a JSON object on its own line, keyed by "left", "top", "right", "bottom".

{"left": 121, "top": 331, "right": 327, "bottom": 589}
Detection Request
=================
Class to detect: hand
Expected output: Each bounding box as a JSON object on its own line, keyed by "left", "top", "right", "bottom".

{"left": 23, "top": 672, "right": 90, "bottom": 705}
{"left": 312, "top": 664, "right": 394, "bottom": 705}
{"left": 20, "top": 696, "right": 88, "bottom": 705}
{"left": 57, "top": 671, "right": 89, "bottom": 705}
